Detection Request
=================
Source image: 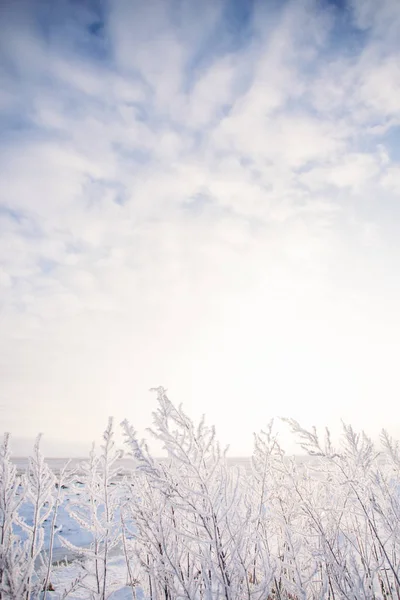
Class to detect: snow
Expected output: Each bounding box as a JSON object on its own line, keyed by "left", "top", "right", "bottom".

{"left": 16, "top": 487, "right": 94, "bottom": 559}
{"left": 3, "top": 392, "right": 400, "bottom": 599}
{"left": 46, "top": 558, "right": 139, "bottom": 600}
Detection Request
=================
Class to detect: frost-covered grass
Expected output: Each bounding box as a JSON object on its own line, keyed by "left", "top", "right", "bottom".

{"left": 2, "top": 388, "right": 400, "bottom": 599}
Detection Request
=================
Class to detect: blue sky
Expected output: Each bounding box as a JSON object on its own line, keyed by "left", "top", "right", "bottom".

{"left": 1, "top": 0, "right": 400, "bottom": 455}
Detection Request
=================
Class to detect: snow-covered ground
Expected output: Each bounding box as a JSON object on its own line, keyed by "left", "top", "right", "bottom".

{"left": 12, "top": 464, "right": 138, "bottom": 599}
{"left": 5, "top": 398, "right": 400, "bottom": 600}
{"left": 16, "top": 481, "right": 92, "bottom": 559}
{"left": 47, "top": 557, "right": 137, "bottom": 600}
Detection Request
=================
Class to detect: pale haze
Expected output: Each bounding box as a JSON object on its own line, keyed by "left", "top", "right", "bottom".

{"left": 1, "top": 0, "right": 400, "bottom": 457}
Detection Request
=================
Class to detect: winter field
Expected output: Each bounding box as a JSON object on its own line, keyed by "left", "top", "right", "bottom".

{"left": 2, "top": 388, "right": 400, "bottom": 600}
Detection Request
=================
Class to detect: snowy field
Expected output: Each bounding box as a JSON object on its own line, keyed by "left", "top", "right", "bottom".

{"left": 10, "top": 458, "right": 254, "bottom": 599}
{"left": 6, "top": 454, "right": 138, "bottom": 599}
{"left": 2, "top": 389, "right": 400, "bottom": 599}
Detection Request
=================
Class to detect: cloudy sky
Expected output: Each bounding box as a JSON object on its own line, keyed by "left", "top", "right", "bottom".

{"left": 1, "top": 0, "right": 400, "bottom": 456}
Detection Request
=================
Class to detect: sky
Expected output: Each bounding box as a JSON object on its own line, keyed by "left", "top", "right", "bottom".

{"left": 1, "top": 0, "right": 400, "bottom": 457}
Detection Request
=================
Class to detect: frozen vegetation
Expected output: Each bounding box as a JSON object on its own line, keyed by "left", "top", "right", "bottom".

{"left": 1, "top": 387, "right": 400, "bottom": 599}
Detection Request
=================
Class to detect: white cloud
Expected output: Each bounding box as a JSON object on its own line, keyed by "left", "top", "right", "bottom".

{"left": 382, "top": 167, "right": 400, "bottom": 192}
{"left": 300, "top": 152, "right": 382, "bottom": 191}
{"left": 350, "top": 0, "right": 400, "bottom": 36}
{"left": 359, "top": 59, "right": 400, "bottom": 117}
